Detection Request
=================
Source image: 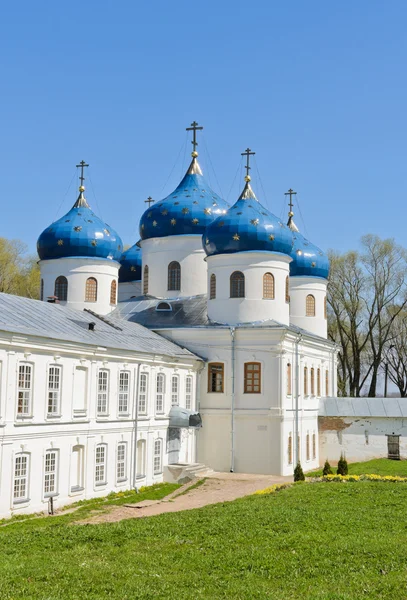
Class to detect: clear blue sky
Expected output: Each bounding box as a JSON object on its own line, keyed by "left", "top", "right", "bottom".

{"left": 1, "top": 1, "right": 406, "bottom": 255}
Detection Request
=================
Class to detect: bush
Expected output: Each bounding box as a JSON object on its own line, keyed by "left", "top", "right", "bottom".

{"left": 322, "top": 459, "right": 333, "bottom": 476}
{"left": 337, "top": 453, "right": 348, "bottom": 475}
{"left": 294, "top": 462, "right": 305, "bottom": 482}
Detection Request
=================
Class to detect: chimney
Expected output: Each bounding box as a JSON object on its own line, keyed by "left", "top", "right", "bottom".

{"left": 88, "top": 322, "right": 96, "bottom": 331}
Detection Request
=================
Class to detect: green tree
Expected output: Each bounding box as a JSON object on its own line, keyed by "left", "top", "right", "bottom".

{"left": 0, "top": 238, "right": 40, "bottom": 299}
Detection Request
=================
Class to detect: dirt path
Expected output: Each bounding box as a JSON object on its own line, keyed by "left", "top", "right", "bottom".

{"left": 77, "top": 472, "right": 293, "bottom": 525}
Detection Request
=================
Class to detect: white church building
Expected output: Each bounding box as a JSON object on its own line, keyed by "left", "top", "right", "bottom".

{"left": 0, "top": 124, "right": 338, "bottom": 518}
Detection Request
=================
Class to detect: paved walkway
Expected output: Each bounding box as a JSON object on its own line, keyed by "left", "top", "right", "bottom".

{"left": 78, "top": 472, "right": 293, "bottom": 525}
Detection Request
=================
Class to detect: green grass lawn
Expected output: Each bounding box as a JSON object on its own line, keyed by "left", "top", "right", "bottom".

{"left": 1, "top": 481, "right": 407, "bottom": 599}
{"left": 306, "top": 457, "right": 407, "bottom": 478}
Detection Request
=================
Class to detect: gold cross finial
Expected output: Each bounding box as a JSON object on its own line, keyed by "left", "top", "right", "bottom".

{"left": 284, "top": 188, "right": 297, "bottom": 216}
{"left": 76, "top": 160, "right": 89, "bottom": 192}
{"left": 241, "top": 148, "right": 255, "bottom": 182}
{"left": 144, "top": 196, "right": 154, "bottom": 207}
{"left": 186, "top": 121, "right": 204, "bottom": 157}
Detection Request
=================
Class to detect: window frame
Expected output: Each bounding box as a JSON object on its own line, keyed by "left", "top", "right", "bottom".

{"left": 304, "top": 366, "right": 308, "bottom": 396}
{"left": 171, "top": 374, "right": 179, "bottom": 406}
{"left": 143, "top": 265, "right": 149, "bottom": 295}
{"left": 306, "top": 432, "right": 310, "bottom": 461}
{"left": 116, "top": 442, "right": 127, "bottom": 483}
{"left": 13, "top": 452, "right": 30, "bottom": 503}
{"left": 317, "top": 368, "right": 321, "bottom": 397}
{"left": 209, "top": 273, "right": 216, "bottom": 300}
{"left": 95, "top": 444, "right": 107, "bottom": 486}
{"left": 138, "top": 372, "right": 148, "bottom": 415}
{"left": 185, "top": 375, "right": 193, "bottom": 410}
{"left": 85, "top": 277, "right": 98, "bottom": 303}
{"left": 288, "top": 433, "right": 293, "bottom": 465}
{"left": 156, "top": 373, "right": 165, "bottom": 414}
{"left": 118, "top": 370, "right": 130, "bottom": 415}
{"left": 306, "top": 294, "right": 316, "bottom": 317}
{"left": 244, "top": 362, "right": 261, "bottom": 394}
{"left": 40, "top": 279, "right": 44, "bottom": 301}
{"left": 168, "top": 261, "right": 181, "bottom": 291}
{"left": 17, "top": 363, "right": 33, "bottom": 417}
{"left": 153, "top": 438, "right": 163, "bottom": 475}
{"left": 230, "top": 271, "right": 245, "bottom": 298}
{"left": 310, "top": 367, "right": 315, "bottom": 396}
{"left": 44, "top": 449, "right": 59, "bottom": 497}
{"left": 208, "top": 363, "right": 224, "bottom": 393}
{"left": 285, "top": 276, "right": 290, "bottom": 303}
{"left": 47, "top": 365, "right": 62, "bottom": 416}
{"left": 110, "top": 280, "right": 117, "bottom": 305}
{"left": 54, "top": 276, "right": 68, "bottom": 302}
{"left": 312, "top": 432, "right": 316, "bottom": 460}
{"left": 97, "top": 369, "right": 109, "bottom": 416}
{"left": 263, "top": 272, "right": 275, "bottom": 299}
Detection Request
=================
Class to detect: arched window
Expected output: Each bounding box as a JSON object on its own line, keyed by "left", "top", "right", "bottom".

{"left": 288, "top": 433, "right": 293, "bottom": 465}
{"left": 210, "top": 274, "right": 216, "bottom": 300}
{"left": 230, "top": 271, "right": 245, "bottom": 298}
{"left": 285, "top": 276, "right": 290, "bottom": 303}
{"left": 317, "top": 368, "right": 321, "bottom": 396}
{"left": 312, "top": 432, "right": 316, "bottom": 459}
{"left": 306, "top": 432, "right": 310, "bottom": 461}
{"left": 154, "top": 439, "right": 163, "bottom": 475}
{"left": 263, "top": 273, "right": 275, "bottom": 299}
{"left": 168, "top": 261, "right": 181, "bottom": 291}
{"left": 143, "top": 265, "right": 149, "bottom": 295}
{"left": 306, "top": 294, "right": 315, "bottom": 316}
{"left": 310, "top": 367, "right": 315, "bottom": 395}
{"left": 40, "top": 279, "right": 44, "bottom": 301}
{"left": 156, "top": 373, "right": 165, "bottom": 414}
{"left": 287, "top": 363, "right": 292, "bottom": 395}
{"left": 304, "top": 366, "right": 308, "bottom": 395}
{"left": 110, "top": 280, "right": 117, "bottom": 305}
{"left": 54, "top": 276, "right": 68, "bottom": 302}
{"left": 85, "top": 277, "right": 97, "bottom": 302}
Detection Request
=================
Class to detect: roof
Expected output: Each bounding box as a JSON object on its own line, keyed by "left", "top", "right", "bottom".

{"left": 319, "top": 397, "right": 407, "bottom": 418}
{"left": 0, "top": 293, "right": 197, "bottom": 360}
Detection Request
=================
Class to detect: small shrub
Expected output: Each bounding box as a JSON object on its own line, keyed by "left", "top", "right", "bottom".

{"left": 294, "top": 462, "right": 305, "bottom": 482}
{"left": 322, "top": 459, "right": 333, "bottom": 476}
{"left": 337, "top": 453, "right": 348, "bottom": 475}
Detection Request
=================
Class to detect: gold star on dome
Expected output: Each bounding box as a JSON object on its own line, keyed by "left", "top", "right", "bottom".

{"left": 152, "top": 220, "right": 158, "bottom": 227}
{"left": 205, "top": 238, "right": 209, "bottom": 244}
{"left": 161, "top": 209, "right": 168, "bottom": 216}
{"left": 171, "top": 218, "right": 176, "bottom": 226}
{"left": 311, "top": 261, "right": 316, "bottom": 267}
{"left": 73, "top": 226, "right": 82, "bottom": 232}
{"left": 91, "top": 240, "right": 97, "bottom": 247}
{"left": 130, "top": 266, "right": 136, "bottom": 272}
{"left": 57, "top": 239, "right": 64, "bottom": 246}
{"left": 233, "top": 233, "right": 240, "bottom": 241}
{"left": 192, "top": 218, "right": 199, "bottom": 225}
{"left": 182, "top": 207, "right": 189, "bottom": 214}
{"left": 141, "top": 224, "right": 145, "bottom": 230}
{"left": 104, "top": 228, "right": 110, "bottom": 236}
{"left": 269, "top": 234, "right": 275, "bottom": 241}
{"left": 204, "top": 208, "right": 212, "bottom": 215}
{"left": 297, "top": 250, "right": 302, "bottom": 256}
{"left": 147, "top": 211, "right": 152, "bottom": 218}
{"left": 250, "top": 218, "right": 259, "bottom": 226}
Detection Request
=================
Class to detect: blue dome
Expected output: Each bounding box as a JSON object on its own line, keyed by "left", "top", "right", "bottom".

{"left": 203, "top": 181, "right": 293, "bottom": 257}
{"left": 37, "top": 189, "right": 123, "bottom": 262}
{"left": 288, "top": 216, "right": 329, "bottom": 278}
{"left": 139, "top": 157, "right": 229, "bottom": 240}
{"left": 119, "top": 243, "right": 142, "bottom": 283}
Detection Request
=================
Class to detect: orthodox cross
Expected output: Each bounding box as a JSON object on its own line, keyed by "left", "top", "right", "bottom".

{"left": 186, "top": 121, "right": 203, "bottom": 154}
{"left": 76, "top": 160, "right": 89, "bottom": 187}
{"left": 241, "top": 148, "right": 255, "bottom": 179}
{"left": 284, "top": 188, "right": 297, "bottom": 213}
{"left": 144, "top": 196, "right": 154, "bottom": 207}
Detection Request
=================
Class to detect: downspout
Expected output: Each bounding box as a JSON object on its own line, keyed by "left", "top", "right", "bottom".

{"left": 230, "top": 327, "right": 236, "bottom": 473}
{"left": 132, "top": 362, "right": 141, "bottom": 489}
{"left": 295, "top": 334, "right": 303, "bottom": 468}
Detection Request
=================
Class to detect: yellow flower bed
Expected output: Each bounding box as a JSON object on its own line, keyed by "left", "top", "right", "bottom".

{"left": 254, "top": 484, "right": 289, "bottom": 495}
{"left": 321, "top": 474, "right": 407, "bottom": 483}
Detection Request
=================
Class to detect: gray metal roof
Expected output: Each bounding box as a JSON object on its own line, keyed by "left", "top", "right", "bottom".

{"left": 0, "top": 293, "right": 198, "bottom": 360}
{"left": 320, "top": 397, "right": 407, "bottom": 418}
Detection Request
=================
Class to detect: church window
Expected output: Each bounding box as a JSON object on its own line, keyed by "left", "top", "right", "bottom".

{"left": 230, "top": 271, "right": 245, "bottom": 298}
{"left": 95, "top": 444, "right": 107, "bottom": 485}
{"left": 288, "top": 433, "right": 293, "bottom": 465}
{"left": 304, "top": 366, "right": 308, "bottom": 396}
{"left": 143, "top": 265, "right": 149, "bottom": 295}
{"left": 285, "top": 277, "right": 290, "bottom": 303}
{"left": 210, "top": 274, "right": 216, "bottom": 299}
{"left": 306, "top": 294, "right": 315, "bottom": 316}
{"left": 138, "top": 373, "right": 148, "bottom": 414}
{"left": 116, "top": 443, "right": 127, "bottom": 482}
{"left": 171, "top": 374, "right": 179, "bottom": 406}
{"left": 287, "top": 364, "right": 292, "bottom": 395}
{"left": 263, "top": 273, "right": 275, "bottom": 299}
{"left": 118, "top": 371, "right": 130, "bottom": 414}
{"left": 325, "top": 370, "right": 329, "bottom": 396}
{"left": 97, "top": 370, "right": 109, "bottom": 415}
{"left": 40, "top": 279, "right": 44, "bottom": 301}
{"left": 310, "top": 367, "right": 315, "bottom": 396}
{"left": 156, "top": 373, "right": 165, "bottom": 413}
{"left": 110, "top": 280, "right": 117, "bottom": 305}
{"left": 70, "top": 445, "right": 85, "bottom": 492}
{"left": 44, "top": 450, "right": 58, "bottom": 496}
{"left": 244, "top": 362, "right": 261, "bottom": 393}
{"left": 324, "top": 296, "right": 327, "bottom": 319}
{"left": 47, "top": 365, "right": 61, "bottom": 415}
{"left": 317, "top": 368, "right": 321, "bottom": 396}
{"left": 85, "top": 277, "right": 98, "bottom": 302}
{"left": 208, "top": 363, "right": 224, "bottom": 393}
{"left": 54, "top": 276, "right": 68, "bottom": 302}
{"left": 13, "top": 453, "right": 29, "bottom": 502}
{"left": 185, "top": 375, "right": 193, "bottom": 410}
{"left": 312, "top": 432, "right": 316, "bottom": 460}
{"left": 136, "top": 439, "right": 146, "bottom": 478}
{"left": 168, "top": 261, "right": 181, "bottom": 291}
{"left": 306, "top": 432, "right": 310, "bottom": 461}
{"left": 154, "top": 439, "right": 163, "bottom": 475}
{"left": 17, "top": 364, "right": 32, "bottom": 416}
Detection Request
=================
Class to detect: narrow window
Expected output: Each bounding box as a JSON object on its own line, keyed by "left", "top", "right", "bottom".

{"left": 95, "top": 444, "right": 107, "bottom": 484}
{"left": 325, "top": 370, "right": 329, "bottom": 396}
{"left": 40, "top": 279, "right": 44, "bottom": 301}
{"left": 47, "top": 365, "right": 61, "bottom": 415}
{"left": 171, "top": 375, "right": 179, "bottom": 406}
{"left": 85, "top": 277, "right": 97, "bottom": 302}
{"left": 288, "top": 433, "right": 293, "bottom": 465}
{"left": 312, "top": 432, "right": 316, "bottom": 460}
{"left": 154, "top": 439, "right": 163, "bottom": 475}
{"left": 306, "top": 294, "right": 315, "bottom": 316}
{"left": 156, "top": 373, "right": 165, "bottom": 414}
{"left": 317, "top": 368, "right": 321, "bottom": 396}
{"left": 117, "top": 443, "right": 127, "bottom": 482}
{"left": 310, "top": 367, "right": 315, "bottom": 396}
{"left": 306, "top": 432, "right": 310, "bottom": 461}
{"left": 208, "top": 363, "right": 224, "bottom": 393}
{"left": 285, "top": 276, "right": 290, "bottom": 303}
{"left": 324, "top": 296, "right": 327, "bottom": 319}
{"left": 136, "top": 439, "right": 146, "bottom": 478}
{"left": 210, "top": 273, "right": 216, "bottom": 300}
{"left": 263, "top": 273, "right": 275, "bottom": 299}
{"left": 287, "top": 363, "right": 292, "bottom": 395}
{"left": 230, "top": 271, "right": 245, "bottom": 298}
{"left": 54, "top": 276, "right": 68, "bottom": 301}
{"left": 138, "top": 373, "right": 148, "bottom": 414}
{"left": 304, "top": 366, "right": 308, "bottom": 396}
{"left": 18, "top": 364, "right": 32, "bottom": 416}
{"left": 110, "top": 280, "right": 117, "bottom": 305}
{"left": 244, "top": 362, "right": 261, "bottom": 393}
{"left": 97, "top": 370, "right": 109, "bottom": 415}
{"left": 44, "top": 450, "right": 58, "bottom": 496}
{"left": 70, "top": 445, "right": 84, "bottom": 492}
{"left": 118, "top": 371, "right": 130, "bottom": 414}
{"left": 143, "top": 265, "right": 149, "bottom": 295}
{"left": 168, "top": 261, "right": 181, "bottom": 291}
{"left": 14, "top": 454, "right": 29, "bottom": 502}
{"left": 185, "top": 375, "right": 193, "bottom": 410}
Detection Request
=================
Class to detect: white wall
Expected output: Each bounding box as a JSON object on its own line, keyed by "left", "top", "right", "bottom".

{"left": 206, "top": 252, "right": 291, "bottom": 326}
{"left": 289, "top": 276, "right": 328, "bottom": 338}
{"left": 140, "top": 236, "right": 207, "bottom": 298}
{"left": 40, "top": 257, "right": 120, "bottom": 315}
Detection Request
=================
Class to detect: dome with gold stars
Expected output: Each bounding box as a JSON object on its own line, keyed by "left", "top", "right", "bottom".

{"left": 287, "top": 213, "right": 329, "bottom": 279}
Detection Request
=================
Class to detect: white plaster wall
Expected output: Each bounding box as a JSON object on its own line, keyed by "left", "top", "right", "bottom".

{"left": 118, "top": 280, "right": 142, "bottom": 302}
{"left": 39, "top": 257, "right": 120, "bottom": 315}
{"left": 206, "top": 252, "right": 291, "bottom": 326}
{"left": 140, "top": 236, "right": 207, "bottom": 298}
{"left": 289, "top": 276, "right": 328, "bottom": 338}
